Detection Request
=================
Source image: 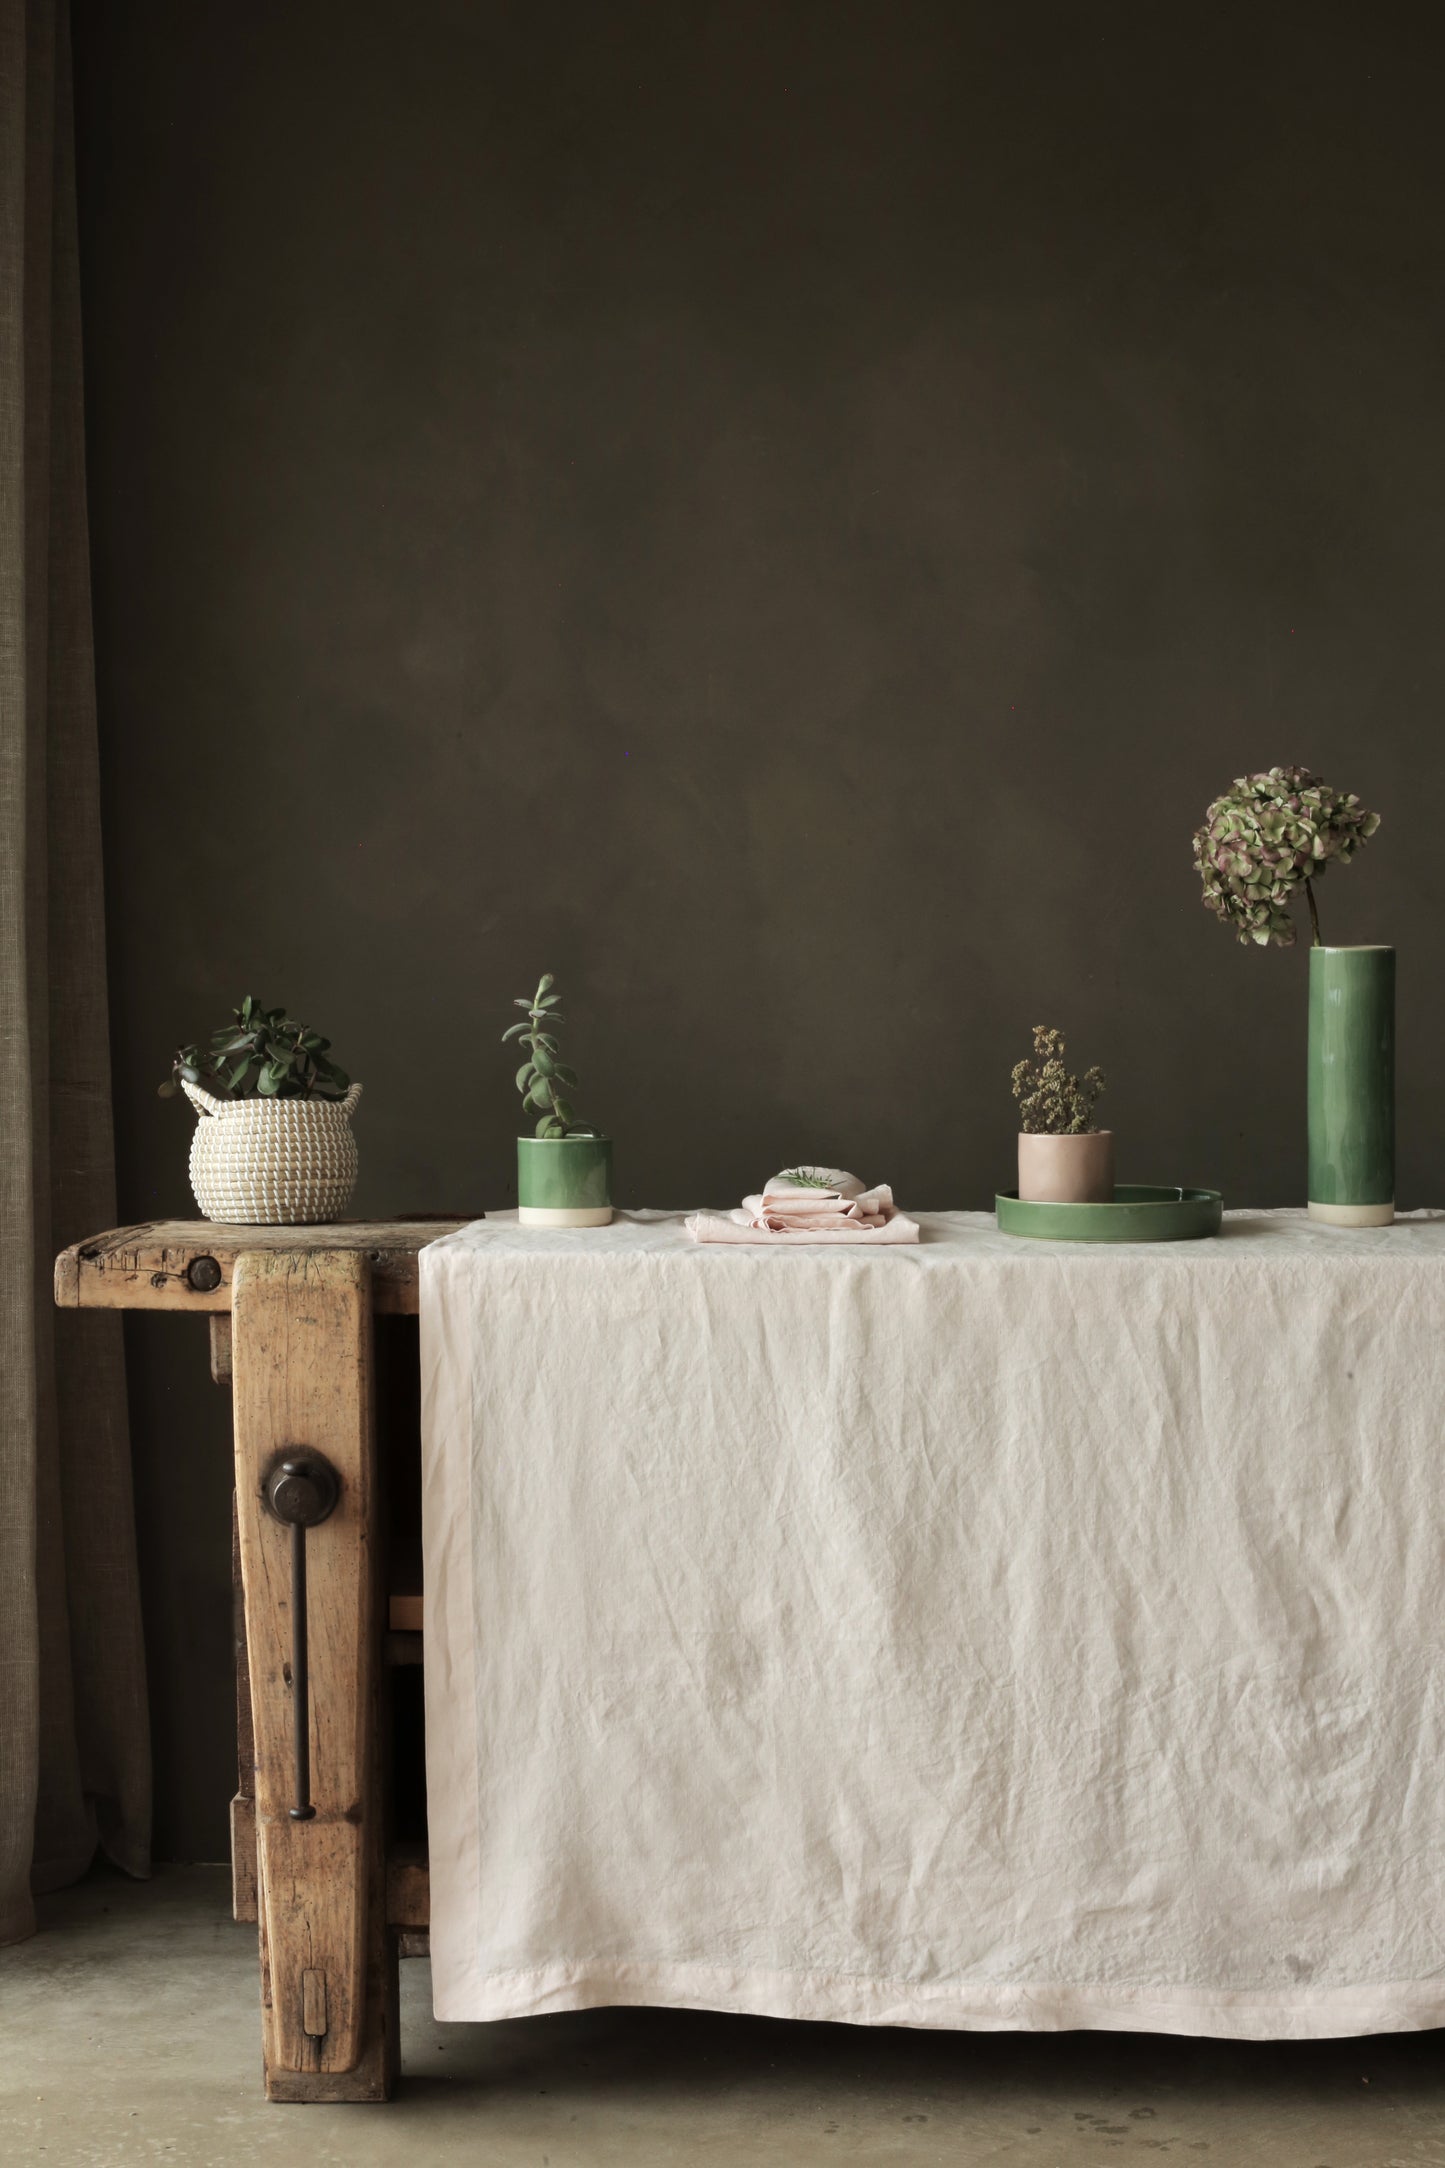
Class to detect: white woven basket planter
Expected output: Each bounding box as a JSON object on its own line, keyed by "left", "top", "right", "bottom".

{"left": 182, "top": 1079, "right": 362, "bottom": 1225}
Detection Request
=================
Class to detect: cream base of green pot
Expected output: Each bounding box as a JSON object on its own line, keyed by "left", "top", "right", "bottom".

{"left": 518, "top": 1203, "right": 613, "bottom": 1228}
{"left": 1308, "top": 1198, "right": 1394, "bottom": 1227}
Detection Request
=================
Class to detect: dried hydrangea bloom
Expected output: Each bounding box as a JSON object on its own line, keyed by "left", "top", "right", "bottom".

{"left": 1011, "top": 1026, "right": 1106, "bottom": 1135}
{"left": 1192, "top": 766, "right": 1380, "bottom": 948}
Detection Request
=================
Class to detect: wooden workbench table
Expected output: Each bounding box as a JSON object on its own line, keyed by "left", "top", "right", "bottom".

{"left": 55, "top": 1219, "right": 462, "bottom": 2103}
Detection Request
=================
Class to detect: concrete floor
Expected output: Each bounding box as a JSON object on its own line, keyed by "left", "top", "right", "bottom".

{"left": 4, "top": 1871, "right": 1445, "bottom": 2166}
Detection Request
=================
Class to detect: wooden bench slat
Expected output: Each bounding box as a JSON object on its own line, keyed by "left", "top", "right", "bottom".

{"left": 54, "top": 1218, "right": 471, "bottom": 1317}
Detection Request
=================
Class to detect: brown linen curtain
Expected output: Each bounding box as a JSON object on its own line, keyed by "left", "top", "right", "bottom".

{"left": 0, "top": 0, "right": 149, "bottom": 1945}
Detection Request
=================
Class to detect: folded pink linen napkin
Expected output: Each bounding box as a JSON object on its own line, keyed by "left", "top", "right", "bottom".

{"left": 686, "top": 1169, "right": 920, "bottom": 1245}
{"left": 748, "top": 1183, "right": 894, "bottom": 1231}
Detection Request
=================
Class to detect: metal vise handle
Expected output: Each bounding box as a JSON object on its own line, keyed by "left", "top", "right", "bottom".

{"left": 264, "top": 1454, "right": 340, "bottom": 1820}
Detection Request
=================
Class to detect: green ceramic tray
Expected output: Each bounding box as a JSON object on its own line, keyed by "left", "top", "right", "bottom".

{"left": 995, "top": 1184, "right": 1224, "bottom": 1243}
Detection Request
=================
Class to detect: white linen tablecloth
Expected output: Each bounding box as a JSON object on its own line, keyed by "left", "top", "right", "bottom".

{"left": 419, "top": 1208, "right": 1445, "bottom": 2038}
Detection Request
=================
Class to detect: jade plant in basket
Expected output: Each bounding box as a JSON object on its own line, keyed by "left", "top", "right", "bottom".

{"left": 502, "top": 975, "right": 612, "bottom": 1226}
{"left": 1010, "top": 1026, "right": 1112, "bottom": 1204}
{"left": 160, "top": 996, "right": 361, "bottom": 1226}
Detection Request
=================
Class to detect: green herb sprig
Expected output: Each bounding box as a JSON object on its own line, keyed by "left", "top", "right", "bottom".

{"left": 502, "top": 974, "right": 590, "bottom": 1138}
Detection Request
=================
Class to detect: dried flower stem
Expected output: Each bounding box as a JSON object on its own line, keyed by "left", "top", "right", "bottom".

{"left": 1192, "top": 766, "right": 1378, "bottom": 949}
{"left": 1010, "top": 1026, "right": 1106, "bottom": 1136}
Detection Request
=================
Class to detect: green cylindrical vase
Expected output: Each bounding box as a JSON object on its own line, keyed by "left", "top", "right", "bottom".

{"left": 1307, "top": 945, "right": 1394, "bottom": 1227}
{"left": 517, "top": 1134, "right": 613, "bottom": 1227}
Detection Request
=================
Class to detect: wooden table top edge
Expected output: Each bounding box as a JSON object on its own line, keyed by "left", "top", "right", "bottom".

{"left": 53, "top": 1217, "right": 477, "bottom": 1316}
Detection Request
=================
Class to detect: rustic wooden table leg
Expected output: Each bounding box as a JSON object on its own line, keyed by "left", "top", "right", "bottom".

{"left": 231, "top": 1250, "right": 399, "bottom": 2102}
{"left": 230, "top": 1490, "right": 258, "bottom": 1925}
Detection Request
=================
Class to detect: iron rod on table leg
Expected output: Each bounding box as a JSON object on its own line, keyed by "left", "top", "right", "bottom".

{"left": 263, "top": 1452, "right": 338, "bottom": 1824}
{"left": 290, "top": 1521, "right": 314, "bottom": 1821}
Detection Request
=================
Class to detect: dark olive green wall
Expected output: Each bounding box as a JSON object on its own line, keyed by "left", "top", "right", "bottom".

{"left": 73, "top": 2, "right": 1445, "bottom": 1857}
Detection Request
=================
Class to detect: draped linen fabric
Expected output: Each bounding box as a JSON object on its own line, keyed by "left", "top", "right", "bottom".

{"left": 0, "top": 0, "right": 149, "bottom": 1945}
{"left": 422, "top": 1209, "right": 1445, "bottom": 2039}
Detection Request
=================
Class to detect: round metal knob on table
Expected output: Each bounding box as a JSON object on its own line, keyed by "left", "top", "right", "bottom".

{"left": 266, "top": 1456, "right": 339, "bottom": 1529}
{"left": 187, "top": 1255, "right": 222, "bottom": 1292}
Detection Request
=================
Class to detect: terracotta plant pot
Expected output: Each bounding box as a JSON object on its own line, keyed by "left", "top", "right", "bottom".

{"left": 1017, "top": 1130, "right": 1115, "bottom": 1205}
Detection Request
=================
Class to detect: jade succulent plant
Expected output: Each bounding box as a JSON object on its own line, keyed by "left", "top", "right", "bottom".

{"left": 1011, "top": 1026, "right": 1105, "bottom": 1135}
{"left": 1193, "top": 766, "right": 1380, "bottom": 948}
{"left": 160, "top": 996, "right": 350, "bottom": 1101}
{"left": 502, "top": 973, "right": 592, "bottom": 1138}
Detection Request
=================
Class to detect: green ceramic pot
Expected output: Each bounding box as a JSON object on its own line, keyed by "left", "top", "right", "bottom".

{"left": 517, "top": 1134, "right": 613, "bottom": 1227}
{"left": 1307, "top": 945, "right": 1394, "bottom": 1227}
